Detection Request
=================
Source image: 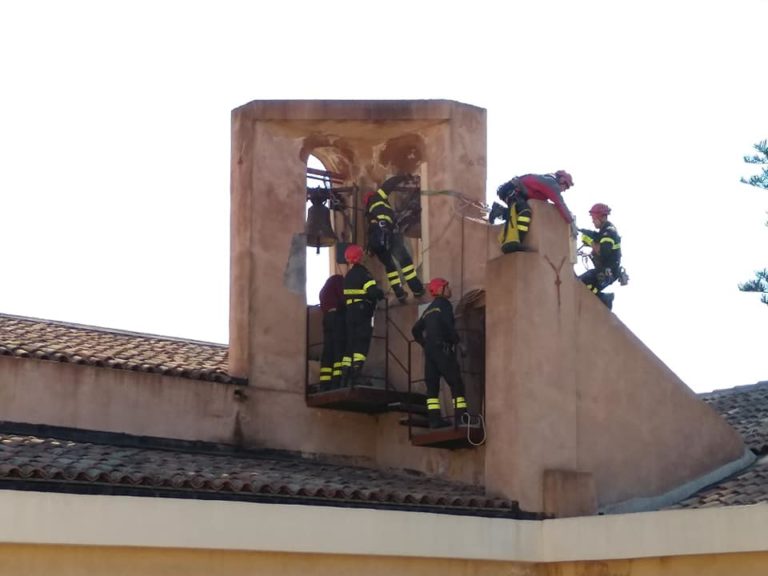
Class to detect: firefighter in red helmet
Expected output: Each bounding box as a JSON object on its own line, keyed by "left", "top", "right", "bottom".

{"left": 411, "top": 277, "right": 468, "bottom": 428}
{"left": 364, "top": 175, "right": 425, "bottom": 303}
{"left": 340, "top": 244, "right": 384, "bottom": 386}
{"left": 578, "top": 203, "right": 625, "bottom": 310}
{"left": 317, "top": 272, "right": 346, "bottom": 391}
{"left": 490, "top": 170, "right": 576, "bottom": 253}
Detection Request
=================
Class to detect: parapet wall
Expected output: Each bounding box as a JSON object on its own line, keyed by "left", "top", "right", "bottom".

{"left": 0, "top": 355, "right": 243, "bottom": 443}
{"left": 483, "top": 201, "right": 745, "bottom": 512}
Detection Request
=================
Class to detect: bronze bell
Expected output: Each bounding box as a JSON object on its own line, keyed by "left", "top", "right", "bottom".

{"left": 305, "top": 202, "right": 337, "bottom": 248}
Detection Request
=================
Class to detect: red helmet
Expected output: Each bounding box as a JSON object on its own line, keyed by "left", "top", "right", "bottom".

{"left": 589, "top": 203, "right": 611, "bottom": 217}
{"left": 363, "top": 191, "right": 376, "bottom": 206}
{"left": 344, "top": 244, "right": 364, "bottom": 264}
{"left": 554, "top": 170, "right": 574, "bottom": 188}
{"left": 427, "top": 277, "right": 449, "bottom": 297}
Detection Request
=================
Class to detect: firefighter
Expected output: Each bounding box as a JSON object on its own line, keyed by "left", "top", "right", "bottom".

{"left": 411, "top": 278, "right": 468, "bottom": 428}
{"left": 578, "top": 203, "right": 623, "bottom": 310}
{"left": 365, "top": 175, "right": 425, "bottom": 303}
{"left": 318, "top": 273, "right": 346, "bottom": 391}
{"left": 341, "top": 244, "right": 384, "bottom": 386}
{"left": 492, "top": 170, "right": 575, "bottom": 253}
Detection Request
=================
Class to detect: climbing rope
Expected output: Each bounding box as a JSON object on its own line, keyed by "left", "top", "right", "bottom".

{"left": 460, "top": 412, "right": 487, "bottom": 447}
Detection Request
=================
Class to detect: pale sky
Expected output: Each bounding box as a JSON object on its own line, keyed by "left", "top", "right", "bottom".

{"left": 1, "top": 0, "right": 766, "bottom": 393}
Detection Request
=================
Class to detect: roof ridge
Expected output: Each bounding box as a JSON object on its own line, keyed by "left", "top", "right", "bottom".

{"left": 699, "top": 380, "right": 768, "bottom": 397}
{"left": 0, "top": 311, "right": 226, "bottom": 347}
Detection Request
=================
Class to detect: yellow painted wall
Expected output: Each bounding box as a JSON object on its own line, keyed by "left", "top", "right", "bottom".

{"left": 543, "top": 552, "right": 768, "bottom": 576}
{"left": 1, "top": 545, "right": 766, "bottom": 576}
{"left": 0, "top": 545, "right": 538, "bottom": 576}
{"left": 1, "top": 492, "right": 767, "bottom": 576}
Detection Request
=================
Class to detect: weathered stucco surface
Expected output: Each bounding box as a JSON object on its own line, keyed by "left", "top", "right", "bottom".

{"left": 0, "top": 99, "right": 747, "bottom": 517}
{"left": 1, "top": 490, "right": 767, "bottom": 576}
{"left": 3, "top": 546, "right": 767, "bottom": 576}
{"left": 483, "top": 201, "right": 745, "bottom": 511}
{"left": 229, "top": 100, "right": 488, "bottom": 477}
{"left": 0, "top": 355, "right": 243, "bottom": 443}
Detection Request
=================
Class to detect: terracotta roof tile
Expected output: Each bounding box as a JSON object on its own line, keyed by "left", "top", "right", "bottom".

{"left": 668, "top": 456, "right": 768, "bottom": 509}
{"left": 665, "top": 383, "right": 768, "bottom": 509}
{"left": 0, "top": 313, "right": 242, "bottom": 385}
{"left": 2, "top": 310, "right": 767, "bottom": 514}
{"left": 701, "top": 381, "right": 768, "bottom": 455}
{"left": 0, "top": 429, "right": 530, "bottom": 518}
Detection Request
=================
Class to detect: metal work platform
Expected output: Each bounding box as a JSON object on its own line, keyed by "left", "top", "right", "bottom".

{"left": 307, "top": 385, "right": 424, "bottom": 414}
{"left": 408, "top": 421, "right": 486, "bottom": 450}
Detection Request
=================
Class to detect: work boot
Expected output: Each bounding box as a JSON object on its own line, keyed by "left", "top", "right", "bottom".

{"left": 347, "top": 363, "right": 364, "bottom": 387}
{"left": 597, "top": 292, "right": 614, "bottom": 310}
{"left": 454, "top": 408, "right": 467, "bottom": 425}
{"left": 394, "top": 286, "right": 408, "bottom": 304}
{"left": 339, "top": 366, "right": 350, "bottom": 388}
{"left": 428, "top": 411, "right": 450, "bottom": 429}
{"left": 501, "top": 241, "right": 523, "bottom": 254}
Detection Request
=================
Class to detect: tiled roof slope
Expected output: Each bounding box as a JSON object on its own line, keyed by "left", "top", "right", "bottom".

{"left": 670, "top": 455, "right": 768, "bottom": 509}
{"left": 668, "top": 382, "right": 768, "bottom": 509}
{"left": 0, "top": 429, "right": 531, "bottom": 518}
{"left": 0, "top": 313, "right": 240, "bottom": 384}
{"left": 700, "top": 381, "right": 768, "bottom": 455}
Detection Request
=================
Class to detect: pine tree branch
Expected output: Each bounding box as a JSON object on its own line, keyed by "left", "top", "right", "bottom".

{"left": 739, "top": 269, "right": 768, "bottom": 305}
{"left": 741, "top": 140, "right": 768, "bottom": 190}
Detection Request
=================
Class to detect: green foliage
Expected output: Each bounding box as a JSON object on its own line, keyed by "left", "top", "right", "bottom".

{"left": 740, "top": 140, "right": 768, "bottom": 190}
{"left": 739, "top": 269, "right": 768, "bottom": 305}
{"left": 739, "top": 141, "right": 768, "bottom": 305}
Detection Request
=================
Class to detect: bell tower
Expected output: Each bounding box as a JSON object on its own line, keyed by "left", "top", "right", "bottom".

{"left": 228, "top": 100, "right": 489, "bottom": 468}
{"left": 228, "top": 99, "right": 746, "bottom": 516}
{"left": 229, "top": 100, "right": 488, "bottom": 382}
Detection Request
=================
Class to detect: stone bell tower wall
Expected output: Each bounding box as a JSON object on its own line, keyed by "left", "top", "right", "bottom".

{"left": 483, "top": 201, "right": 746, "bottom": 513}
{"left": 229, "top": 100, "right": 489, "bottom": 483}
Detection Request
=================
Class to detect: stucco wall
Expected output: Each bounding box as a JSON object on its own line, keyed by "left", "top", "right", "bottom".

{"left": 543, "top": 554, "right": 768, "bottom": 576}
{"left": 0, "top": 100, "right": 744, "bottom": 517}
{"left": 2, "top": 491, "right": 767, "bottom": 576}
{"left": 0, "top": 355, "right": 242, "bottom": 443}
{"left": 229, "top": 100, "right": 490, "bottom": 478}
{"left": 3, "top": 546, "right": 766, "bottom": 576}
{"left": 0, "top": 545, "right": 540, "bottom": 576}
{"left": 483, "top": 201, "right": 745, "bottom": 511}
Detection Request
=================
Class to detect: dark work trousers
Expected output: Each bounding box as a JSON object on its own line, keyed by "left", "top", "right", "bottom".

{"left": 320, "top": 310, "right": 346, "bottom": 387}
{"left": 372, "top": 232, "right": 424, "bottom": 296}
{"left": 424, "top": 342, "right": 465, "bottom": 400}
{"left": 579, "top": 268, "right": 617, "bottom": 309}
{"left": 579, "top": 268, "right": 616, "bottom": 294}
{"left": 345, "top": 301, "right": 374, "bottom": 373}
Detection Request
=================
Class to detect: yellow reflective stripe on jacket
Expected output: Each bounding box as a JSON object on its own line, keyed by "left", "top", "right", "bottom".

{"left": 344, "top": 288, "right": 366, "bottom": 295}
{"left": 369, "top": 201, "right": 389, "bottom": 211}
{"left": 600, "top": 237, "right": 620, "bottom": 250}
{"left": 362, "top": 280, "right": 377, "bottom": 291}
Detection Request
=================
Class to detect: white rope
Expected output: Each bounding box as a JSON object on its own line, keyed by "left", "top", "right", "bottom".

{"left": 461, "top": 412, "right": 486, "bottom": 446}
